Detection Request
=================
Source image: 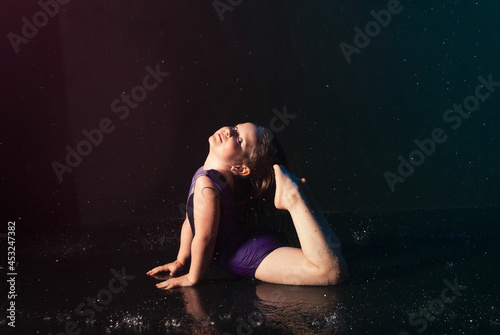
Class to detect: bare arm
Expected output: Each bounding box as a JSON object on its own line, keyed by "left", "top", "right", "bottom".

{"left": 187, "top": 177, "right": 220, "bottom": 283}
{"left": 177, "top": 217, "right": 193, "bottom": 266}
{"left": 147, "top": 217, "right": 193, "bottom": 277}
{"left": 156, "top": 176, "right": 220, "bottom": 289}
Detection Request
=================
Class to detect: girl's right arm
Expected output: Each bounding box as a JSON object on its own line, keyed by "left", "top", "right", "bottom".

{"left": 176, "top": 217, "right": 193, "bottom": 266}
{"left": 147, "top": 217, "right": 193, "bottom": 277}
{"left": 155, "top": 176, "right": 220, "bottom": 289}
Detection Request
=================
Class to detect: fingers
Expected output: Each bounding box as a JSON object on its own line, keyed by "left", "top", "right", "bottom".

{"left": 155, "top": 275, "right": 193, "bottom": 290}
{"left": 146, "top": 267, "right": 159, "bottom": 276}
{"left": 156, "top": 278, "right": 179, "bottom": 290}
{"left": 156, "top": 279, "right": 171, "bottom": 289}
{"left": 146, "top": 265, "right": 167, "bottom": 276}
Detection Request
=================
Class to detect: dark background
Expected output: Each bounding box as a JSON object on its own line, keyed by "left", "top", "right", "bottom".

{"left": 2, "top": 0, "right": 500, "bottom": 233}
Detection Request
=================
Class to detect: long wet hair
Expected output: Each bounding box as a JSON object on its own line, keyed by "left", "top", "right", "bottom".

{"left": 247, "top": 126, "right": 288, "bottom": 197}
{"left": 233, "top": 126, "right": 296, "bottom": 242}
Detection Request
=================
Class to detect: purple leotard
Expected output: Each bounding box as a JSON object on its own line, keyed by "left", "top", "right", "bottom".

{"left": 186, "top": 166, "right": 286, "bottom": 278}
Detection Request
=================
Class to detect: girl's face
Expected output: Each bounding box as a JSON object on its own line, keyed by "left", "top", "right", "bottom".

{"left": 208, "top": 122, "right": 258, "bottom": 169}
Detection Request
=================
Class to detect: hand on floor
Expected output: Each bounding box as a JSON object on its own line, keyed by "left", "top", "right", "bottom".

{"left": 147, "top": 260, "right": 185, "bottom": 277}
{"left": 156, "top": 274, "right": 194, "bottom": 290}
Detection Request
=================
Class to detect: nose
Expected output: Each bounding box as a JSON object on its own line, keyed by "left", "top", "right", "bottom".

{"left": 226, "top": 127, "right": 236, "bottom": 138}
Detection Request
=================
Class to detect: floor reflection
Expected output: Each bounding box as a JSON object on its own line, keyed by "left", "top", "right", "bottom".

{"left": 155, "top": 273, "right": 349, "bottom": 334}
{"left": 18, "top": 209, "right": 498, "bottom": 334}
{"left": 149, "top": 272, "right": 221, "bottom": 334}
{"left": 254, "top": 283, "right": 347, "bottom": 334}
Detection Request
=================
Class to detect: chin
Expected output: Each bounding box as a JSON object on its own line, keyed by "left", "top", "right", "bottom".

{"left": 208, "top": 135, "right": 217, "bottom": 149}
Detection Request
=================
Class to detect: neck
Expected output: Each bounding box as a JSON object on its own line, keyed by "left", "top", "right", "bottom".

{"left": 203, "top": 154, "right": 235, "bottom": 189}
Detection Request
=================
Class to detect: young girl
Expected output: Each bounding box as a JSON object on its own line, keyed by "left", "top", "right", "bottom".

{"left": 147, "top": 122, "right": 347, "bottom": 289}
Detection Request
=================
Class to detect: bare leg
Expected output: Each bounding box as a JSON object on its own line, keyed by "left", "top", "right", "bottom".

{"left": 293, "top": 176, "right": 343, "bottom": 252}
{"left": 255, "top": 165, "right": 347, "bottom": 285}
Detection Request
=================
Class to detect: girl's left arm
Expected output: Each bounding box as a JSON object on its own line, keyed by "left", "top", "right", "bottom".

{"left": 156, "top": 176, "right": 220, "bottom": 290}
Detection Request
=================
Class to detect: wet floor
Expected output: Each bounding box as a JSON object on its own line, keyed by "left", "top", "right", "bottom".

{"left": 5, "top": 208, "right": 500, "bottom": 334}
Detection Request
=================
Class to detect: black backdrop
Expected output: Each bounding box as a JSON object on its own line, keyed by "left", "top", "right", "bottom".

{"left": 3, "top": 0, "right": 500, "bottom": 233}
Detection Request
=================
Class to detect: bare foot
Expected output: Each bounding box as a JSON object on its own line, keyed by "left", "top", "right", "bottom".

{"left": 273, "top": 165, "right": 306, "bottom": 210}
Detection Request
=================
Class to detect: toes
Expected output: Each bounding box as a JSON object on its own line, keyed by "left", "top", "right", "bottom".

{"left": 274, "top": 164, "right": 290, "bottom": 180}
{"left": 273, "top": 164, "right": 282, "bottom": 176}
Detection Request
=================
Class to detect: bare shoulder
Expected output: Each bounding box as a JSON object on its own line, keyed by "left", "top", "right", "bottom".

{"left": 194, "top": 176, "right": 220, "bottom": 200}
{"left": 193, "top": 176, "right": 220, "bottom": 218}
